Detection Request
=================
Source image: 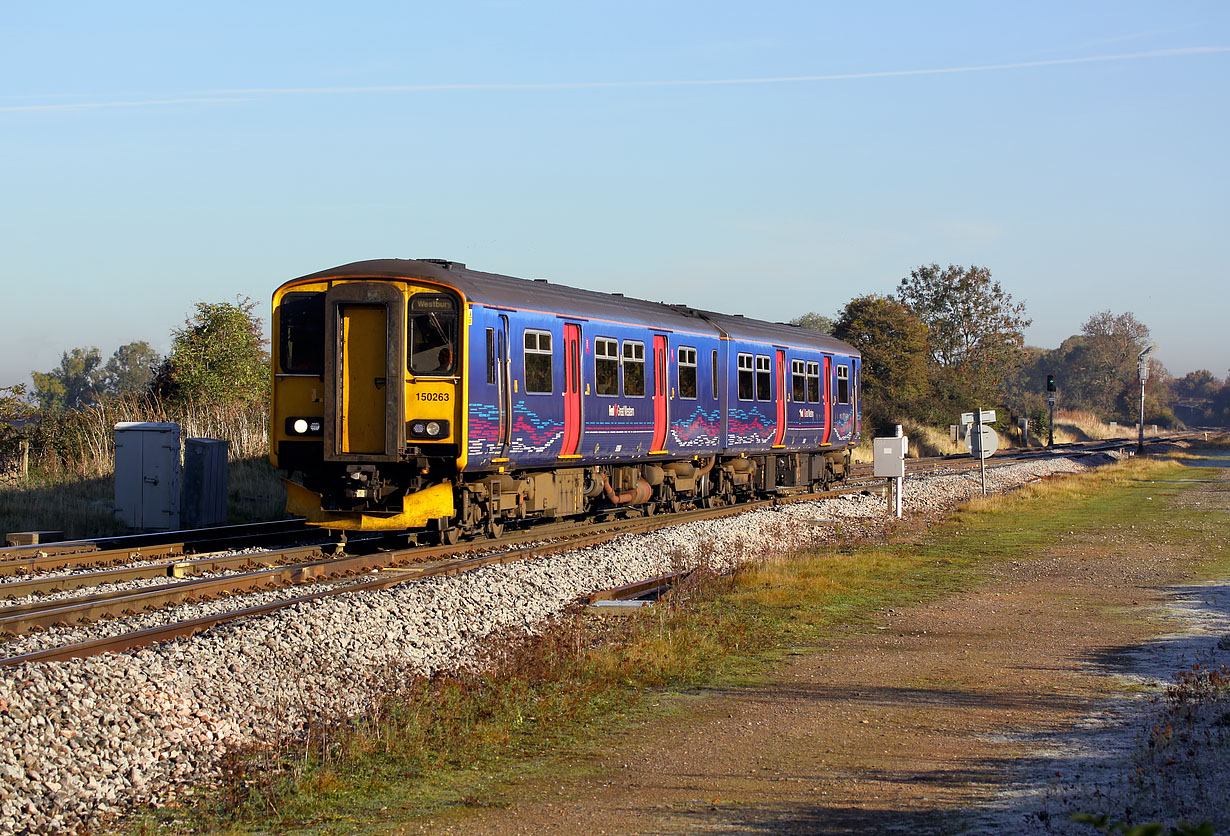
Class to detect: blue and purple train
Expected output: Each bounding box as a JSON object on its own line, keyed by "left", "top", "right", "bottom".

{"left": 271, "top": 259, "right": 861, "bottom": 540}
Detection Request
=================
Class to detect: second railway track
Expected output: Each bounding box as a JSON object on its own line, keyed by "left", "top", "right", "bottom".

{"left": 0, "top": 437, "right": 1157, "bottom": 668}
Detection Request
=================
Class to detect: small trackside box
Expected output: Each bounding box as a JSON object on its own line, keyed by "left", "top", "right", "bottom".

{"left": 872, "top": 436, "right": 908, "bottom": 479}
{"left": 114, "top": 422, "right": 181, "bottom": 531}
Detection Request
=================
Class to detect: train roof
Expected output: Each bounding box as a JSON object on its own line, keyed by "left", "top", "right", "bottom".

{"left": 286, "top": 258, "right": 859, "bottom": 357}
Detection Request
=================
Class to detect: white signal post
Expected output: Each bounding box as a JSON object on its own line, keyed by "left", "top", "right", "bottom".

{"left": 1137, "top": 344, "right": 1156, "bottom": 453}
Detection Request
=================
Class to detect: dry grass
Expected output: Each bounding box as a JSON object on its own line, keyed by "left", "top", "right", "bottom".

{"left": 1052, "top": 408, "right": 1154, "bottom": 443}
{"left": 125, "top": 455, "right": 1219, "bottom": 835}
{"left": 0, "top": 396, "right": 283, "bottom": 540}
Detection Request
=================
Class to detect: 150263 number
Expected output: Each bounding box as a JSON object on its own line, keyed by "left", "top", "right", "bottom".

{"left": 415, "top": 391, "right": 450, "bottom": 402}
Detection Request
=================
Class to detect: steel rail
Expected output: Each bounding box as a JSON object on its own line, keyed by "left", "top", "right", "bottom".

{"left": 0, "top": 483, "right": 881, "bottom": 664}
{"left": 0, "top": 519, "right": 311, "bottom": 566}
{"left": 0, "top": 546, "right": 324, "bottom": 599}
{"left": 0, "top": 543, "right": 188, "bottom": 579}
{"left": 0, "top": 437, "right": 1170, "bottom": 665}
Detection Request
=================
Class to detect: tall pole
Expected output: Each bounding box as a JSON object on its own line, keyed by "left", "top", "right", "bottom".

{"left": 1138, "top": 380, "right": 1146, "bottom": 453}
{"left": 1047, "top": 397, "right": 1055, "bottom": 447}
{"left": 1137, "top": 344, "right": 1154, "bottom": 454}
{"left": 977, "top": 407, "right": 987, "bottom": 496}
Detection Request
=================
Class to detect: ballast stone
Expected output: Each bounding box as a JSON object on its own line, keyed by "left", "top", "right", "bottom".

{"left": 0, "top": 456, "right": 1094, "bottom": 836}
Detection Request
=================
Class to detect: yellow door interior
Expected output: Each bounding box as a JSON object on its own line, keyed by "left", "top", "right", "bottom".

{"left": 339, "top": 304, "right": 387, "bottom": 454}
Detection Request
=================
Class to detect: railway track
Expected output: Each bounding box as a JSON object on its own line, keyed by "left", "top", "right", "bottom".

{"left": 0, "top": 435, "right": 1161, "bottom": 668}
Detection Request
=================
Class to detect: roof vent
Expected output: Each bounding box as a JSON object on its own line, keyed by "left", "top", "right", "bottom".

{"left": 612, "top": 292, "right": 624, "bottom": 297}
{"left": 420, "top": 259, "right": 466, "bottom": 270}
{"left": 533, "top": 278, "right": 548, "bottom": 283}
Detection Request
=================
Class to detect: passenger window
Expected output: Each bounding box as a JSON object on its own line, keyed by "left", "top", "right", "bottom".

{"left": 595, "top": 337, "right": 618, "bottom": 396}
{"left": 737, "top": 353, "right": 754, "bottom": 400}
{"left": 711, "top": 349, "right": 718, "bottom": 397}
{"left": 409, "top": 294, "right": 458, "bottom": 376}
{"left": 837, "top": 364, "right": 850, "bottom": 404}
{"left": 524, "top": 329, "right": 553, "bottom": 393}
{"left": 280, "top": 292, "right": 325, "bottom": 374}
{"left": 791, "top": 359, "right": 806, "bottom": 402}
{"left": 755, "top": 355, "right": 771, "bottom": 401}
{"left": 806, "top": 361, "right": 820, "bottom": 403}
{"left": 678, "top": 347, "right": 697, "bottom": 399}
{"left": 623, "top": 341, "right": 645, "bottom": 397}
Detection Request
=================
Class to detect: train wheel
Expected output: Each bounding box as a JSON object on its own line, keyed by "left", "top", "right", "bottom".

{"left": 643, "top": 501, "right": 657, "bottom": 516}
{"left": 435, "top": 526, "right": 460, "bottom": 546}
{"left": 487, "top": 518, "right": 505, "bottom": 539}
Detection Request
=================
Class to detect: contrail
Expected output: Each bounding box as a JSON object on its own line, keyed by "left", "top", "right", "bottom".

{"left": 3, "top": 46, "right": 1226, "bottom": 113}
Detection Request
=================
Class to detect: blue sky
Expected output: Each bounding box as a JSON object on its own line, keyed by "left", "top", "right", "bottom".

{"left": 2, "top": 1, "right": 1227, "bottom": 392}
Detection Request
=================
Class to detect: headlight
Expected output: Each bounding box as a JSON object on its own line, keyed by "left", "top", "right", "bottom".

{"left": 408, "top": 419, "right": 449, "bottom": 439}
{"left": 285, "top": 417, "right": 323, "bottom": 436}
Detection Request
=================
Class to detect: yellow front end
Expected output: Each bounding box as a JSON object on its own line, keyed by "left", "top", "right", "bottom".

{"left": 271, "top": 276, "right": 467, "bottom": 530}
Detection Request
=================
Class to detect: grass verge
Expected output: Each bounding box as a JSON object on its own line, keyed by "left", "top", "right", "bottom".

{"left": 121, "top": 453, "right": 1228, "bottom": 836}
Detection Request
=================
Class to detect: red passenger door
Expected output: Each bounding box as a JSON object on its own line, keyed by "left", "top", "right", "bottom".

{"left": 561, "top": 323, "right": 582, "bottom": 456}
{"left": 822, "top": 356, "right": 833, "bottom": 445}
{"left": 651, "top": 334, "right": 669, "bottom": 452}
{"left": 773, "top": 350, "right": 786, "bottom": 446}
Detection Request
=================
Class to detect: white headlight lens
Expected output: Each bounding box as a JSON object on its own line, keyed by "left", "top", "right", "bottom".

{"left": 293, "top": 419, "right": 309, "bottom": 434}
{"left": 426, "top": 421, "right": 442, "bottom": 437}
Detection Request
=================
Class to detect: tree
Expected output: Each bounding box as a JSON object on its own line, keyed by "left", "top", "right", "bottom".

{"left": 789, "top": 312, "right": 836, "bottom": 334}
{"left": 1173, "top": 369, "right": 1220, "bottom": 401}
{"left": 101, "top": 341, "right": 161, "bottom": 397}
{"left": 896, "top": 264, "right": 1031, "bottom": 412}
{"left": 832, "top": 295, "right": 929, "bottom": 429}
{"left": 0, "top": 384, "right": 33, "bottom": 425}
{"left": 154, "top": 298, "right": 269, "bottom": 405}
{"left": 1054, "top": 311, "right": 1153, "bottom": 418}
{"left": 31, "top": 347, "right": 105, "bottom": 412}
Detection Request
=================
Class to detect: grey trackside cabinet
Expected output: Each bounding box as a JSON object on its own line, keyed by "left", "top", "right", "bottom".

{"left": 182, "top": 438, "right": 228, "bottom": 529}
{"left": 114, "top": 422, "right": 181, "bottom": 531}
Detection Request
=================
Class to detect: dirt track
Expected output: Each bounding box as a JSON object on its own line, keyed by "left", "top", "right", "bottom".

{"left": 399, "top": 453, "right": 1229, "bottom": 836}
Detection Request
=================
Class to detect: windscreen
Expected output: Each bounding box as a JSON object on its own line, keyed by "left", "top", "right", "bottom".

{"left": 408, "top": 294, "right": 458, "bottom": 375}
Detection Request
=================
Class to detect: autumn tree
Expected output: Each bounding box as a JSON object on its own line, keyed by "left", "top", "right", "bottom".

{"left": 896, "top": 264, "right": 1030, "bottom": 416}
{"left": 1051, "top": 311, "right": 1155, "bottom": 418}
{"left": 832, "top": 295, "right": 929, "bottom": 431}
{"left": 153, "top": 298, "right": 269, "bottom": 405}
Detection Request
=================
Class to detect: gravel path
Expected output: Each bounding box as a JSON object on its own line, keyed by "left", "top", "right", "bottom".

{"left": 0, "top": 455, "right": 1105, "bottom": 835}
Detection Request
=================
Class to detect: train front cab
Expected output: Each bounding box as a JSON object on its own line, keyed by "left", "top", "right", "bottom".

{"left": 272, "top": 277, "right": 466, "bottom": 530}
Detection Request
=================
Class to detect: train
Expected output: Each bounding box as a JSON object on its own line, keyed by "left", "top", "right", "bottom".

{"left": 270, "top": 259, "right": 862, "bottom": 541}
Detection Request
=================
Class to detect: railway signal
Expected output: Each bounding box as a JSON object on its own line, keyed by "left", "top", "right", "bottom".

{"left": 1138, "top": 344, "right": 1156, "bottom": 452}
{"left": 1045, "top": 374, "right": 1057, "bottom": 446}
